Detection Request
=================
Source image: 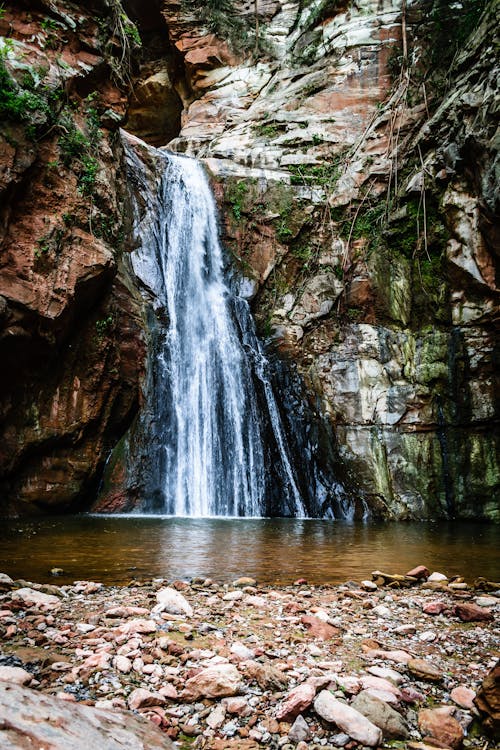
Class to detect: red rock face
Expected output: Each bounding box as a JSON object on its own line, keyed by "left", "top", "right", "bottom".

{"left": 0, "top": 1, "right": 146, "bottom": 514}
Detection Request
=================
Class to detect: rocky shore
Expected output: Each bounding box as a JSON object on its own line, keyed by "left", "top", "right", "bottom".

{"left": 0, "top": 568, "right": 498, "bottom": 749}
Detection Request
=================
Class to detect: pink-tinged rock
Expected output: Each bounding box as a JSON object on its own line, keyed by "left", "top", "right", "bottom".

{"left": 11, "top": 587, "right": 61, "bottom": 611}
{"left": 313, "top": 690, "right": 382, "bottom": 746}
{"left": 114, "top": 655, "right": 132, "bottom": 673}
{"left": 0, "top": 666, "right": 33, "bottom": 685}
{"left": 334, "top": 675, "right": 362, "bottom": 695}
{"left": 276, "top": 682, "right": 316, "bottom": 721}
{"left": 0, "top": 682, "right": 175, "bottom": 749}
{"left": 183, "top": 664, "right": 242, "bottom": 700}
{"left": 79, "top": 652, "right": 111, "bottom": 671}
{"left": 159, "top": 684, "right": 178, "bottom": 700}
{"left": 105, "top": 606, "right": 150, "bottom": 618}
{"left": 408, "top": 658, "right": 443, "bottom": 682}
{"left": 206, "top": 703, "right": 226, "bottom": 729}
{"left": 400, "top": 686, "right": 426, "bottom": 703}
{"left": 423, "top": 601, "right": 448, "bottom": 615}
{"left": 418, "top": 707, "right": 464, "bottom": 749}
{"left": 244, "top": 595, "right": 267, "bottom": 608}
{"left": 301, "top": 615, "right": 339, "bottom": 640}
{"left": 450, "top": 685, "right": 476, "bottom": 710}
{"left": 452, "top": 603, "right": 494, "bottom": 622}
{"left": 294, "top": 578, "right": 308, "bottom": 585}
{"left": 117, "top": 619, "right": 157, "bottom": 635}
{"left": 223, "top": 696, "right": 251, "bottom": 716}
{"left": 361, "top": 675, "right": 402, "bottom": 699}
{"left": 406, "top": 566, "right": 430, "bottom": 580}
{"left": 154, "top": 587, "right": 193, "bottom": 617}
{"left": 365, "top": 649, "right": 412, "bottom": 664}
{"left": 128, "top": 688, "right": 167, "bottom": 710}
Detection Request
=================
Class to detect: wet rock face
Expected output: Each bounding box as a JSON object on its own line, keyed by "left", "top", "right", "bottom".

{"left": 163, "top": 0, "right": 499, "bottom": 519}
{"left": 0, "top": 1, "right": 146, "bottom": 514}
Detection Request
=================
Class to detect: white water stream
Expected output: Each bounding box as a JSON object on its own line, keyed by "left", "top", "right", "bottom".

{"left": 127, "top": 143, "right": 306, "bottom": 517}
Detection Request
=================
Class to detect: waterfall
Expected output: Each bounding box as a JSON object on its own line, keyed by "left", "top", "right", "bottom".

{"left": 124, "top": 138, "right": 307, "bottom": 518}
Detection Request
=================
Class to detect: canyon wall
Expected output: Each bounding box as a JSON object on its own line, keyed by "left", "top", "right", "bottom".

{"left": 0, "top": 0, "right": 498, "bottom": 518}
{"left": 0, "top": 0, "right": 146, "bottom": 513}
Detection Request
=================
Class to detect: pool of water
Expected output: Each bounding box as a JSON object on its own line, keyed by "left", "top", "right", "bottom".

{"left": 0, "top": 516, "right": 498, "bottom": 586}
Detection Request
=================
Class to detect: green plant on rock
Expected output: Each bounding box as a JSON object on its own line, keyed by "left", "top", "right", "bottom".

{"left": 288, "top": 157, "right": 343, "bottom": 188}
{"left": 226, "top": 179, "right": 249, "bottom": 220}
{"left": 101, "top": 0, "right": 142, "bottom": 85}
{"left": 95, "top": 314, "right": 114, "bottom": 339}
{"left": 180, "top": 0, "right": 250, "bottom": 55}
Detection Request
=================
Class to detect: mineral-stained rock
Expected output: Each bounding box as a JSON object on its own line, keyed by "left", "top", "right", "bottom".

{"left": 128, "top": 688, "right": 167, "bottom": 710}
{"left": 452, "top": 603, "right": 494, "bottom": 622}
{"left": 423, "top": 601, "right": 448, "bottom": 615}
{"left": 352, "top": 690, "right": 409, "bottom": 738}
{"left": 474, "top": 661, "right": 500, "bottom": 737}
{"left": 276, "top": 682, "right": 316, "bottom": 721}
{"left": 406, "top": 566, "right": 430, "bottom": 580}
{"left": 313, "top": 690, "right": 382, "bottom": 746}
{"left": 408, "top": 658, "right": 443, "bottom": 682}
{"left": 10, "top": 587, "right": 61, "bottom": 611}
{"left": 450, "top": 685, "right": 476, "bottom": 710}
{"left": 182, "top": 664, "right": 242, "bottom": 700}
{"left": 0, "top": 682, "right": 174, "bottom": 749}
{"left": 418, "top": 706, "right": 464, "bottom": 749}
{"left": 301, "top": 615, "right": 339, "bottom": 640}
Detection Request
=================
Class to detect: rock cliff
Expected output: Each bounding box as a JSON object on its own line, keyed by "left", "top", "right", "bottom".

{"left": 0, "top": 0, "right": 498, "bottom": 518}
{"left": 158, "top": 0, "right": 499, "bottom": 519}
{"left": 0, "top": 0, "right": 146, "bottom": 513}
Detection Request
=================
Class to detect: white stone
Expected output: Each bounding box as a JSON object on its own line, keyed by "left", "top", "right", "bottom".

{"left": 0, "top": 666, "right": 33, "bottom": 685}
{"left": 428, "top": 572, "right": 448, "bottom": 582}
{"left": 154, "top": 587, "right": 193, "bottom": 617}
{"left": 313, "top": 690, "right": 382, "bottom": 746}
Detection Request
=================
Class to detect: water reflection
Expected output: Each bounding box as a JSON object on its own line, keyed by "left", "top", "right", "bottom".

{"left": 0, "top": 516, "right": 498, "bottom": 585}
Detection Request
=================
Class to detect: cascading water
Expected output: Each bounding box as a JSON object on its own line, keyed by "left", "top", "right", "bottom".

{"left": 124, "top": 137, "right": 306, "bottom": 517}
{"left": 97, "top": 133, "right": 356, "bottom": 519}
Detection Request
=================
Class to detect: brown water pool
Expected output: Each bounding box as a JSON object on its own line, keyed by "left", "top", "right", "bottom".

{"left": 0, "top": 516, "right": 498, "bottom": 586}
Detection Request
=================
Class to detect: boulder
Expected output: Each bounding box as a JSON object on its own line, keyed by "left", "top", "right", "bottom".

{"left": 474, "top": 661, "right": 500, "bottom": 737}
{"left": 313, "top": 690, "right": 382, "bottom": 746}
{"left": 183, "top": 664, "right": 242, "bottom": 700}
{"left": 352, "top": 690, "right": 409, "bottom": 738}
{"left": 276, "top": 682, "right": 316, "bottom": 721}
{"left": 0, "top": 682, "right": 174, "bottom": 749}
{"left": 452, "top": 603, "right": 494, "bottom": 622}
{"left": 408, "top": 658, "right": 443, "bottom": 681}
{"left": 10, "top": 587, "right": 61, "bottom": 611}
{"left": 418, "top": 706, "right": 464, "bottom": 749}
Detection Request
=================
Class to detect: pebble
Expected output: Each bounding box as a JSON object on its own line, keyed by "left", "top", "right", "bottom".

{"left": 0, "top": 568, "right": 496, "bottom": 750}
